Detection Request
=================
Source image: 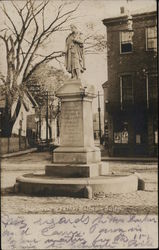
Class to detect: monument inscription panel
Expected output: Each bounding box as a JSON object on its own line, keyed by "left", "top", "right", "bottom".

{"left": 60, "top": 101, "right": 83, "bottom": 146}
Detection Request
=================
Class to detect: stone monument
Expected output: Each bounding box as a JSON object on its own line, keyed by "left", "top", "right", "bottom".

{"left": 46, "top": 24, "right": 102, "bottom": 179}
{"left": 15, "top": 24, "right": 140, "bottom": 198}
{"left": 46, "top": 79, "right": 102, "bottom": 178}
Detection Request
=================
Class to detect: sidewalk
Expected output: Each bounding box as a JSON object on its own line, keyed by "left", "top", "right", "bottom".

{"left": 101, "top": 156, "right": 158, "bottom": 162}
{"left": 0, "top": 147, "right": 37, "bottom": 158}
{"left": 99, "top": 145, "right": 158, "bottom": 163}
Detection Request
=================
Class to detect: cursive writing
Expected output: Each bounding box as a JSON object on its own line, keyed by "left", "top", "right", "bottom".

{"left": 2, "top": 213, "right": 157, "bottom": 249}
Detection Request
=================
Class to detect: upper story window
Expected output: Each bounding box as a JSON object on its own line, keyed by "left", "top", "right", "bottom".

{"left": 120, "top": 75, "right": 133, "bottom": 109}
{"left": 146, "top": 26, "right": 157, "bottom": 51}
{"left": 120, "top": 31, "right": 133, "bottom": 53}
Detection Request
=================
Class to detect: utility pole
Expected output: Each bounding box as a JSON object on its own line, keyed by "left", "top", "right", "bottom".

{"left": 57, "top": 100, "right": 60, "bottom": 138}
{"left": 46, "top": 91, "right": 49, "bottom": 143}
{"left": 39, "top": 107, "right": 41, "bottom": 140}
{"left": 98, "top": 91, "right": 102, "bottom": 144}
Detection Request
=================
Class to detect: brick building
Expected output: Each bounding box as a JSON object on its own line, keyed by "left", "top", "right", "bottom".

{"left": 102, "top": 11, "right": 157, "bottom": 157}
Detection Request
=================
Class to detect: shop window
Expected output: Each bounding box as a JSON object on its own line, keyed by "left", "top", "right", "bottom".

{"left": 120, "top": 31, "right": 133, "bottom": 53}
{"left": 146, "top": 26, "right": 157, "bottom": 51}
{"left": 120, "top": 75, "right": 133, "bottom": 108}
{"left": 114, "top": 132, "right": 121, "bottom": 143}
{"left": 114, "top": 122, "right": 128, "bottom": 144}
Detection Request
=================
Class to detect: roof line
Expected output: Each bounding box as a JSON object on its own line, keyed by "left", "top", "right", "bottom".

{"left": 25, "top": 88, "right": 38, "bottom": 107}
{"left": 102, "top": 10, "right": 156, "bottom": 25}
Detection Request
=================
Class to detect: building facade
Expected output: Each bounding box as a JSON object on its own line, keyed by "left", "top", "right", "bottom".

{"left": 102, "top": 11, "right": 157, "bottom": 157}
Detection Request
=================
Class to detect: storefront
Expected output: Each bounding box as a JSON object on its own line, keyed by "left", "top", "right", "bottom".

{"left": 108, "top": 112, "right": 157, "bottom": 157}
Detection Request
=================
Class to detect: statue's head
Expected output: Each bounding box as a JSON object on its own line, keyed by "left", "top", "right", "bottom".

{"left": 70, "top": 24, "right": 78, "bottom": 33}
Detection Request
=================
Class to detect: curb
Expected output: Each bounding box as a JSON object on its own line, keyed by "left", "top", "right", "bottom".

{"left": 1, "top": 148, "right": 37, "bottom": 158}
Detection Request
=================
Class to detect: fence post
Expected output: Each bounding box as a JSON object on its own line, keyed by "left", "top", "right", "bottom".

{"left": 19, "top": 129, "right": 21, "bottom": 150}
{"left": 7, "top": 137, "right": 10, "bottom": 153}
{"left": 25, "top": 136, "right": 27, "bottom": 149}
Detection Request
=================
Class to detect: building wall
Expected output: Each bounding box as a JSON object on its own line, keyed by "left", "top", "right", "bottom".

{"left": 103, "top": 12, "right": 157, "bottom": 156}
{"left": 106, "top": 13, "right": 157, "bottom": 103}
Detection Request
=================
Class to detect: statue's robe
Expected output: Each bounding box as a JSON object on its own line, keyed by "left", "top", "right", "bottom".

{"left": 65, "top": 32, "right": 86, "bottom": 75}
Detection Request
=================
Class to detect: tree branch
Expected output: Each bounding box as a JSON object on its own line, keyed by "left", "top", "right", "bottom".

{"left": 35, "top": 2, "right": 79, "bottom": 44}
{"left": 11, "top": 1, "right": 25, "bottom": 25}
{"left": 19, "top": 2, "right": 40, "bottom": 75}
{"left": 25, "top": 0, "right": 49, "bottom": 30}
{"left": 1, "top": 0, "right": 81, "bottom": 88}
{"left": 1, "top": 4, "right": 19, "bottom": 39}
{"left": 22, "top": 2, "right": 76, "bottom": 77}
{"left": 24, "top": 51, "right": 65, "bottom": 82}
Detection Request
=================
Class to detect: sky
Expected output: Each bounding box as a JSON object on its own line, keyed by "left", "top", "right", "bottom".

{"left": 0, "top": 0, "right": 157, "bottom": 113}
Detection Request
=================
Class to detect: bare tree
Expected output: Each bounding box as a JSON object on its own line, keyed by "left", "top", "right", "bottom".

{"left": 84, "top": 22, "right": 107, "bottom": 55}
{"left": 0, "top": 0, "right": 80, "bottom": 136}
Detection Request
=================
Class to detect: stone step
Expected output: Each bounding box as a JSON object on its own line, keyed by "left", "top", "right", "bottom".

{"left": 45, "top": 163, "right": 105, "bottom": 178}
{"left": 15, "top": 173, "right": 139, "bottom": 198}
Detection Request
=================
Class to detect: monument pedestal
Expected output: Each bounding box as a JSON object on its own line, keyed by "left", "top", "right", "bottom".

{"left": 47, "top": 79, "right": 102, "bottom": 177}
{"left": 15, "top": 79, "right": 140, "bottom": 198}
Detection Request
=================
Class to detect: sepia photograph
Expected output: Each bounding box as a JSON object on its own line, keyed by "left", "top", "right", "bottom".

{"left": 0, "top": 0, "right": 158, "bottom": 249}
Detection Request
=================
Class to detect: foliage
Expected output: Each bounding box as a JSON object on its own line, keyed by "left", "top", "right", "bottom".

{"left": 26, "top": 62, "right": 69, "bottom": 108}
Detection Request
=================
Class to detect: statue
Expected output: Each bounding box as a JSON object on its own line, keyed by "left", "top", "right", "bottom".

{"left": 65, "top": 24, "right": 86, "bottom": 79}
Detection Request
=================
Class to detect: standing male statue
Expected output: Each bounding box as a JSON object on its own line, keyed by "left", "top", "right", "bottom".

{"left": 65, "top": 24, "right": 86, "bottom": 79}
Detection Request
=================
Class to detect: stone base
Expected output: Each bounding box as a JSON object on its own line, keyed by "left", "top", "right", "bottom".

{"left": 15, "top": 173, "right": 139, "bottom": 198}
{"left": 45, "top": 162, "right": 106, "bottom": 178}
{"left": 53, "top": 146, "right": 101, "bottom": 164}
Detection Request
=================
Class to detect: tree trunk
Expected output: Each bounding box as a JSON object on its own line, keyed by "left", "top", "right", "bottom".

{"left": 2, "top": 98, "right": 21, "bottom": 137}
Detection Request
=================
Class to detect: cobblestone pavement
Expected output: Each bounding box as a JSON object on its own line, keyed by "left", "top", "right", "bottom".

{"left": 1, "top": 152, "right": 158, "bottom": 215}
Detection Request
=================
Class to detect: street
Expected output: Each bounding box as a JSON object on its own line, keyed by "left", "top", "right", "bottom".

{"left": 1, "top": 151, "right": 158, "bottom": 215}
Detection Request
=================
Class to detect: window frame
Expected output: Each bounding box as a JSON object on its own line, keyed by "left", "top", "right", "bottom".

{"left": 146, "top": 73, "right": 158, "bottom": 108}
{"left": 120, "top": 31, "right": 133, "bottom": 54}
{"left": 146, "top": 26, "right": 157, "bottom": 51}
{"left": 120, "top": 74, "right": 134, "bottom": 109}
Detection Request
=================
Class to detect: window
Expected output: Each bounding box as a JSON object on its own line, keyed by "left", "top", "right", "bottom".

{"left": 146, "top": 26, "right": 157, "bottom": 51}
{"left": 114, "top": 131, "right": 128, "bottom": 144}
{"left": 146, "top": 74, "right": 157, "bottom": 107}
{"left": 120, "top": 31, "right": 133, "bottom": 53}
{"left": 0, "top": 111, "right": 2, "bottom": 135}
{"left": 148, "top": 74, "right": 157, "bottom": 101}
{"left": 120, "top": 75, "right": 133, "bottom": 108}
{"left": 136, "top": 134, "right": 141, "bottom": 144}
{"left": 154, "top": 131, "right": 158, "bottom": 144}
{"left": 114, "top": 121, "right": 128, "bottom": 144}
